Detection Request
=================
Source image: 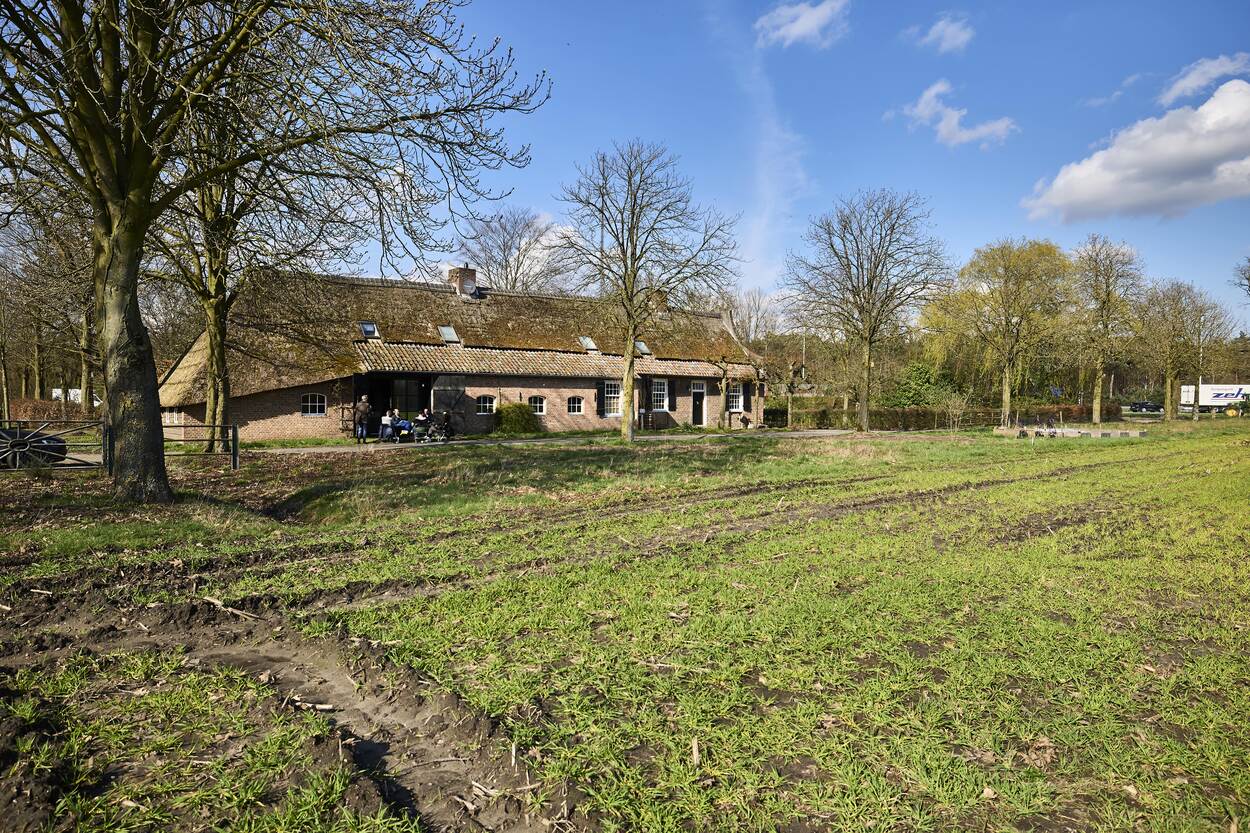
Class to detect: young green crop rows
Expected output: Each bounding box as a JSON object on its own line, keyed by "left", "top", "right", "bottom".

{"left": 4, "top": 424, "right": 1248, "bottom": 831}
{"left": 317, "top": 427, "right": 1248, "bottom": 833}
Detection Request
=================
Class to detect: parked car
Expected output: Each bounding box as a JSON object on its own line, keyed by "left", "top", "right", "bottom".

{"left": 1129, "top": 401, "right": 1163, "bottom": 413}
{"left": 0, "top": 428, "right": 68, "bottom": 469}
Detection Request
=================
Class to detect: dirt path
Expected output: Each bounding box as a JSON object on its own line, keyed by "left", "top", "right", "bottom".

{"left": 0, "top": 593, "right": 590, "bottom": 832}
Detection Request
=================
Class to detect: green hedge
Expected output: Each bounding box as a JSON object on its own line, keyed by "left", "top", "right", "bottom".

{"left": 495, "top": 401, "right": 541, "bottom": 434}
{"left": 765, "top": 400, "right": 1121, "bottom": 430}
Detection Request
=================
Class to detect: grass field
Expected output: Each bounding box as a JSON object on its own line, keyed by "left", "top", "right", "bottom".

{"left": 2, "top": 422, "right": 1248, "bottom": 832}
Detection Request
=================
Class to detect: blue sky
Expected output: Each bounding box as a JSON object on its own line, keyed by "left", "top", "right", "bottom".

{"left": 452, "top": 0, "right": 1250, "bottom": 323}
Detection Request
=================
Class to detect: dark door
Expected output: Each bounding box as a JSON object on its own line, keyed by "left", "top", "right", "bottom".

{"left": 691, "top": 381, "right": 705, "bottom": 427}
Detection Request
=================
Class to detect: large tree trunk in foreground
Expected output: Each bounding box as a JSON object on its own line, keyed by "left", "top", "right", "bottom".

{"left": 1092, "top": 360, "right": 1104, "bottom": 425}
{"left": 97, "top": 219, "right": 173, "bottom": 503}
{"left": 857, "top": 341, "right": 871, "bottom": 432}
{"left": 202, "top": 296, "right": 232, "bottom": 453}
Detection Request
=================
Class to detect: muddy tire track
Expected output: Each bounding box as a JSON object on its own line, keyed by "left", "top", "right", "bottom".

{"left": 0, "top": 598, "right": 592, "bottom": 833}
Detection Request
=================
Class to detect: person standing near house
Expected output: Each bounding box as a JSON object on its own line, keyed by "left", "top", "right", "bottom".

{"left": 353, "top": 395, "right": 372, "bottom": 444}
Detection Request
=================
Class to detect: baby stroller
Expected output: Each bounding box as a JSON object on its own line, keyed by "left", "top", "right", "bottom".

{"left": 424, "top": 411, "right": 453, "bottom": 443}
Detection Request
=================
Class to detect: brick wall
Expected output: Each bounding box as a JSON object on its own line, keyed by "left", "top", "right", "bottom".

{"left": 159, "top": 373, "right": 764, "bottom": 442}
{"left": 161, "top": 379, "right": 353, "bottom": 442}
{"left": 457, "top": 375, "right": 763, "bottom": 435}
{"left": 230, "top": 380, "right": 353, "bottom": 440}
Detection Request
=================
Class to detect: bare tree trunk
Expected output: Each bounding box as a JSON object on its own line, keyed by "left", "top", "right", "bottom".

{"left": 786, "top": 391, "right": 792, "bottom": 428}
{"left": 202, "top": 297, "right": 231, "bottom": 452}
{"left": 0, "top": 321, "right": 9, "bottom": 422}
{"left": 1092, "top": 359, "right": 1104, "bottom": 425}
{"left": 33, "top": 322, "right": 45, "bottom": 399}
{"left": 97, "top": 219, "right": 174, "bottom": 503}
{"left": 1000, "top": 362, "right": 1012, "bottom": 426}
{"left": 78, "top": 314, "right": 93, "bottom": 415}
{"left": 1160, "top": 370, "right": 1170, "bottom": 422}
{"left": 1192, "top": 374, "right": 1201, "bottom": 422}
{"left": 857, "top": 340, "right": 871, "bottom": 432}
{"left": 620, "top": 326, "right": 636, "bottom": 442}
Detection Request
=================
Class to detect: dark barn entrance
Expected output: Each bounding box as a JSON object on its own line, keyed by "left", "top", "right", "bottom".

{"left": 359, "top": 375, "right": 434, "bottom": 434}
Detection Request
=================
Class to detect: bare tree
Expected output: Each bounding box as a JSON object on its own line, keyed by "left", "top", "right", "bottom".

{"left": 457, "top": 206, "right": 566, "bottom": 292}
{"left": 148, "top": 56, "right": 380, "bottom": 452}
{"left": 557, "top": 141, "right": 738, "bottom": 441}
{"left": 721, "top": 287, "right": 780, "bottom": 346}
{"left": 1135, "top": 280, "right": 1192, "bottom": 421}
{"left": 1184, "top": 287, "right": 1235, "bottom": 421}
{"left": 781, "top": 190, "right": 947, "bottom": 431}
{"left": 1, "top": 1, "right": 546, "bottom": 501}
{"left": 928, "top": 239, "right": 1071, "bottom": 426}
{"left": 1236, "top": 256, "right": 1250, "bottom": 302}
{"left": 1073, "top": 234, "right": 1144, "bottom": 424}
{"left": 0, "top": 203, "right": 97, "bottom": 414}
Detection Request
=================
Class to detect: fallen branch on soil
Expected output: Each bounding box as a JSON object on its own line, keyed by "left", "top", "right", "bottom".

{"left": 202, "top": 596, "right": 263, "bottom": 621}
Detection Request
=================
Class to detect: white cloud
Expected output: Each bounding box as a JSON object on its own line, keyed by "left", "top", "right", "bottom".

{"left": 1025, "top": 79, "right": 1250, "bottom": 221}
{"left": 754, "top": 0, "right": 850, "bottom": 49}
{"left": 902, "top": 79, "right": 1016, "bottom": 148}
{"left": 1083, "top": 72, "right": 1143, "bottom": 107}
{"left": 1159, "top": 52, "right": 1250, "bottom": 106}
{"left": 913, "top": 13, "right": 974, "bottom": 54}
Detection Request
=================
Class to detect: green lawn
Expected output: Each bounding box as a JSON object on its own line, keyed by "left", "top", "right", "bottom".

{"left": 2, "top": 421, "right": 1248, "bottom": 831}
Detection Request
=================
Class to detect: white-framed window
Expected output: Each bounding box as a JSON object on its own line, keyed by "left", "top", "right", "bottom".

{"left": 634, "top": 340, "right": 651, "bottom": 355}
{"left": 603, "top": 380, "right": 622, "bottom": 416}
{"left": 726, "top": 381, "right": 743, "bottom": 412}
{"left": 528, "top": 395, "right": 546, "bottom": 415}
{"left": 301, "top": 393, "right": 327, "bottom": 416}
{"left": 650, "top": 378, "right": 667, "bottom": 412}
{"left": 578, "top": 336, "right": 597, "bottom": 351}
{"left": 691, "top": 380, "right": 705, "bottom": 394}
{"left": 161, "top": 407, "right": 183, "bottom": 426}
{"left": 567, "top": 396, "right": 584, "bottom": 414}
{"left": 438, "top": 325, "right": 460, "bottom": 344}
{"left": 475, "top": 394, "right": 496, "bottom": 415}
{"left": 359, "top": 321, "right": 379, "bottom": 338}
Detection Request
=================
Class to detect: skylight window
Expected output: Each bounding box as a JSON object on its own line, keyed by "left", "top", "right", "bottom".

{"left": 438, "top": 325, "right": 460, "bottom": 344}
{"left": 634, "top": 340, "right": 652, "bottom": 355}
{"left": 359, "top": 321, "right": 379, "bottom": 339}
{"left": 578, "top": 336, "right": 598, "bottom": 351}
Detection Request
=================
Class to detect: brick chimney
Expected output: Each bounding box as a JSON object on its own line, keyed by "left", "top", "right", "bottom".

{"left": 448, "top": 264, "right": 478, "bottom": 296}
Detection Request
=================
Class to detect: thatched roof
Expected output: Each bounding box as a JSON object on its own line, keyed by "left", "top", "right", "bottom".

{"left": 160, "top": 277, "right": 759, "bottom": 407}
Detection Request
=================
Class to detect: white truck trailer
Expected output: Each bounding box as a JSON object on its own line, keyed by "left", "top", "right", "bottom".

{"left": 1180, "top": 383, "right": 1247, "bottom": 414}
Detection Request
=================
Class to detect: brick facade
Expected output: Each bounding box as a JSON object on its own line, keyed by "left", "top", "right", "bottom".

{"left": 459, "top": 375, "right": 762, "bottom": 435}
{"left": 162, "top": 374, "right": 764, "bottom": 442}
{"left": 162, "top": 380, "right": 353, "bottom": 442}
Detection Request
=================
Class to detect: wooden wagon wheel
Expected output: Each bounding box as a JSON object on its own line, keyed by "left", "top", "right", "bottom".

{"left": 0, "top": 427, "right": 37, "bottom": 470}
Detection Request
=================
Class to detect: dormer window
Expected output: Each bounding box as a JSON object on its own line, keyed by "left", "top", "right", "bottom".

{"left": 359, "top": 321, "right": 380, "bottom": 339}
{"left": 438, "top": 325, "right": 460, "bottom": 344}
{"left": 634, "top": 340, "right": 652, "bottom": 355}
{"left": 578, "top": 336, "right": 598, "bottom": 352}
